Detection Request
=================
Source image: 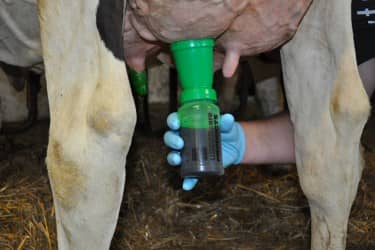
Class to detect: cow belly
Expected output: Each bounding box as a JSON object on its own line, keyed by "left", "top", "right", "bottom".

{"left": 0, "top": 0, "right": 42, "bottom": 67}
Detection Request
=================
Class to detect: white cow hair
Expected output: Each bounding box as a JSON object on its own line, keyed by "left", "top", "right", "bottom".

{"left": 281, "top": 0, "right": 370, "bottom": 249}
{"left": 39, "top": 0, "right": 136, "bottom": 249}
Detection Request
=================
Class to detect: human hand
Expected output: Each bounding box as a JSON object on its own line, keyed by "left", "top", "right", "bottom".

{"left": 163, "top": 112, "right": 245, "bottom": 190}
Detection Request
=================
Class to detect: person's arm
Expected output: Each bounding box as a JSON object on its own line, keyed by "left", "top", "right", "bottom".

{"left": 241, "top": 112, "right": 295, "bottom": 164}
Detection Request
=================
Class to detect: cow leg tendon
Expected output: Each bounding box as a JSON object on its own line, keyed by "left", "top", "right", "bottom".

{"left": 38, "top": 0, "right": 136, "bottom": 249}
{"left": 281, "top": 0, "right": 370, "bottom": 249}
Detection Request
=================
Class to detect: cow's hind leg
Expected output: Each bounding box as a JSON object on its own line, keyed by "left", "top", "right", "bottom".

{"left": 38, "top": 0, "right": 135, "bottom": 249}
{"left": 281, "top": 0, "right": 370, "bottom": 249}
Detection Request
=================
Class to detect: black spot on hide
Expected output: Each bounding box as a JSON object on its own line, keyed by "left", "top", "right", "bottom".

{"left": 96, "top": 0, "right": 124, "bottom": 61}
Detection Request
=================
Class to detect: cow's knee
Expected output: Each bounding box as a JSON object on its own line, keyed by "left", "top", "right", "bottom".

{"left": 46, "top": 96, "right": 135, "bottom": 249}
{"left": 298, "top": 85, "right": 369, "bottom": 250}
{"left": 38, "top": 0, "right": 134, "bottom": 248}
{"left": 330, "top": 53, "right": 370, "bottom": 129}
{"left": 87, "top": 82, "right": 137, "bottom": 141}
{"left": 281, "top": 2, "right": 370, "bottom": 247}
{"left": 294, "top": 69, "right": 370, "bottom": 250}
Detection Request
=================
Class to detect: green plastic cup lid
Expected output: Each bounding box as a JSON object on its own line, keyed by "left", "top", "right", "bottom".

{"left": 171, "top": 39, "right": 215, "bottom": 52}
{"left": 181, "top": 88, "right": 217, "bottom": 104}
{"left": 171, "top": 38, "right": 216, "bottom": 103}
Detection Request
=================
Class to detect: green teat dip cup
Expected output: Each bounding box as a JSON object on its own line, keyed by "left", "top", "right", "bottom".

{"left": 171, "top": 38, "right": 224, "bottom": 178}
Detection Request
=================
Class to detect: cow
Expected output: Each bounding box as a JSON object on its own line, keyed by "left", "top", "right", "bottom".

{"left": 125, "top": 2, "right": 369, "bottom": 250}
{"left": 0, "top": 0, "right": 45, "bottom": 132}
{"left": 0, "top": 0, "right": 370, "bottom": 249}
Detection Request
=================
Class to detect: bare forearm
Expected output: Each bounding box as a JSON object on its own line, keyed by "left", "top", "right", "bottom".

{"left": 240, "top": 112, "right": 295, "bottom": 165}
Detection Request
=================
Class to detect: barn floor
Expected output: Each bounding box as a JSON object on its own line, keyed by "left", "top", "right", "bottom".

{"left": 0, "top": 103, "right": 374, "bottom": 250}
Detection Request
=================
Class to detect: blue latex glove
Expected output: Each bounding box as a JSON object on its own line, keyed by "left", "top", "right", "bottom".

{"left": 163, "top": 112, "right": 246, "bottom": 191}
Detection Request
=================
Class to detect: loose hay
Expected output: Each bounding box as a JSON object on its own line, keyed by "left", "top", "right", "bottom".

{"left": 0, "top": 122, "right": 55, "bottom": 250}
{"left": 0, "top": 106, "right": 374, "bottom": 249}
{"left": 0, "top": 177, "right": 55, "bottom": 250}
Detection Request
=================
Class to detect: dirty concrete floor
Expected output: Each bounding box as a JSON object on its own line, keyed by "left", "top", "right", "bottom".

{"left": 0, "top": 103, "right": 374, "bottom": 250}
